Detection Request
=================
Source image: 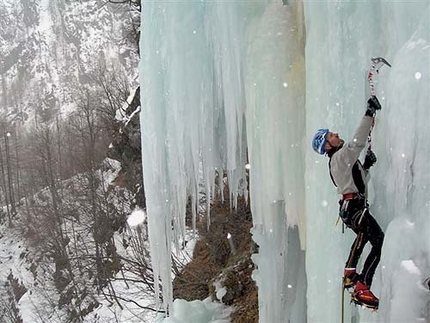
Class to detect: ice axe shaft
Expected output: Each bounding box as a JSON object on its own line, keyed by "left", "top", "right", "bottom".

{"left": 367, "top": 57, "right": 391, "bottom": 150}
{"left": 367, "top": 57, "right": 391, "bottom": 96}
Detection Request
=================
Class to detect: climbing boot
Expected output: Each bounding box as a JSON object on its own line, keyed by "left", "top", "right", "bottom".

{"left": 352, "top": 281, "right": 379, "bottom": 309}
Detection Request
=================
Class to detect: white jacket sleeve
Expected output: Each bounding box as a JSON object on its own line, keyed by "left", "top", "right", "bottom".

{"left": 341, "top": 116, "right": 373, "bottom": 164}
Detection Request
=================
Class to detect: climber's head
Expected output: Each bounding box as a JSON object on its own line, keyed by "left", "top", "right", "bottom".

{"left": 312, "top": 129, "right": 344, "bottom": 155}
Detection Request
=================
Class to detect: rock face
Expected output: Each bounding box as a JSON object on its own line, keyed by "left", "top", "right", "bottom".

{"left": 0, "top": 0, "right": 139, "bottom": 125}
{"left": 107, "top": 86, "right": 145, "bottom": 207}
{"left": 0, "top": 0, "right": 143, "bottom": 205}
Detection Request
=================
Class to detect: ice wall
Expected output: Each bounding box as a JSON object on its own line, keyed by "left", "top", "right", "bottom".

{"left": 140, "top": 0, "right": 307, "bottom": 319}
{"left": 376, "top": 6, "right": 430, "bottom": 322}
{"left": 305, "top": 1, "right": 430, "bottom": 322}
{"left": 140, "top": 0, "right": 430, "bottom": 322}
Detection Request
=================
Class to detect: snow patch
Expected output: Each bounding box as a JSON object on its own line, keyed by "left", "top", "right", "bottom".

{"left": 127, "top": 207, "right": 146, "bottom": 227}
{"left": 401, "top": 260, "right": 421, "bottom": 276}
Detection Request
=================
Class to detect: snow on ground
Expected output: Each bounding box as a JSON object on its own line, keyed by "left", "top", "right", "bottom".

{"left": 0, "top": 156, "right": 205, "bottom": 322}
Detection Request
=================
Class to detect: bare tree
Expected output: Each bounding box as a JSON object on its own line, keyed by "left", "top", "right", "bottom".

{"left": 0, "top": 142, "right": 11, "bottom": 225}
{"left": 4, "top": 131, "right": 16, "bottom": 215}
{"left": 68, "top": 86, "right": 114, "bottom": 292}
{"left": 0, "top": 273, "right": 25, "bottom": 323}
{"left": 13, "top": 124, "right": 21, "bottom": 205}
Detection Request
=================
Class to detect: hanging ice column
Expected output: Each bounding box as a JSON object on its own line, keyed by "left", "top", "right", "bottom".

{"left": 139, "top": 1, "right": 248, "bottom": 313}
{"left": 245, "top": 2, "right": 307, "bottom": 322}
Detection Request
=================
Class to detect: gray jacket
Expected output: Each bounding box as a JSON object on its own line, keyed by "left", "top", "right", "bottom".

{"left": 329, "top": 116, "right": 373, "bottom": 196}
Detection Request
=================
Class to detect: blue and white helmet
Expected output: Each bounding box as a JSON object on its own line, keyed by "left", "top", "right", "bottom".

{"left": 312, "top": 128, "right": 329, "bottom": 155}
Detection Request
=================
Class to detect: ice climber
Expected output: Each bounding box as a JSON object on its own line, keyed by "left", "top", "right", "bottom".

{"left": 312, "top": 96, "right": 385, "bottom": 309}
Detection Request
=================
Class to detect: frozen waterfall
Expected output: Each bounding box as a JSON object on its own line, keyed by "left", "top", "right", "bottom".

{"left": 140, "top": 0, "right": 430, "bottom": 322}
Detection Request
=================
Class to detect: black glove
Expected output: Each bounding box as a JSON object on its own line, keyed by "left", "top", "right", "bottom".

{"left": 363, "top": 150, "right": 377, "bottom": 170}
{"left": 365, "top": 96, "right": 382, "bottom": 116}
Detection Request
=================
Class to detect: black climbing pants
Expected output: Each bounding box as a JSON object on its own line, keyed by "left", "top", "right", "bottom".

{"left": 339, "top": 197, "right": 384, "bottom": 287}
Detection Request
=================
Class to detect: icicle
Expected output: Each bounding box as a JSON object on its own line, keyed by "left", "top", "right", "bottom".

{"left": 140, "top": 0, "right": 249, "bottom": 315}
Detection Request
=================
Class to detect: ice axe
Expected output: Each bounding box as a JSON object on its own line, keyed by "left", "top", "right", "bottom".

{"left": 366, "top": 57, "right": 391, "bottom": 151}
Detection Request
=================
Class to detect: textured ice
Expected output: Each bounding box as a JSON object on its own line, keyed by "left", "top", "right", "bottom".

{"left": 401, "top": 260, "right": 421, "bottom": 276}
{"left": 140, "top": 0, "right": 250, "bottom": 313}
{"left": 155, "top": 298, "right": 231, "bottom": 323}
{"left": 140, "top": 0, "right": 430, "bottom": 322}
